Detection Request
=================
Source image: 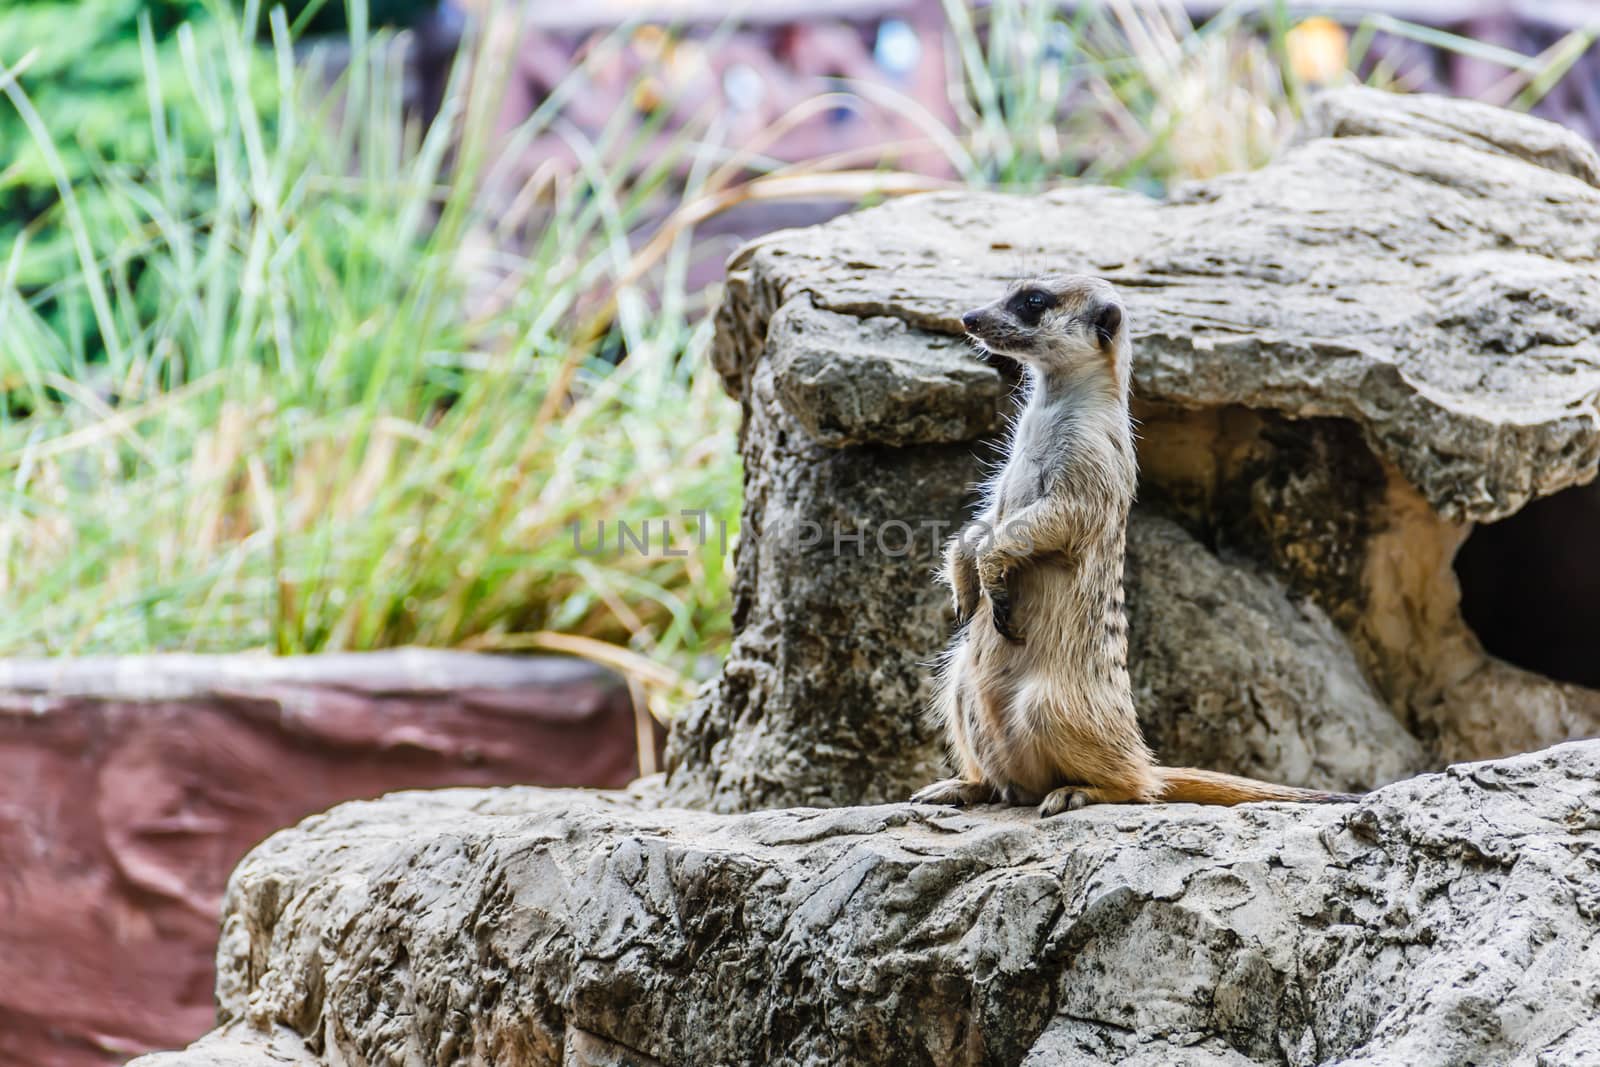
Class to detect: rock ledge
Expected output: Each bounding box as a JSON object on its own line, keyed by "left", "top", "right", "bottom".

{"left": 135, "top": 741, "right": 1600, "bottom": 1067}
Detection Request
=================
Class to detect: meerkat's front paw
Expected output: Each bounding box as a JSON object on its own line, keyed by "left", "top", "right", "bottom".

{"left": 945, "top": 543, "right": 980, "bottom": 625}
{"left": 911, "top": 778, "right": 994, "bottom": 806}
{"left": 976, "top": 548, "right": 1006, "bottom": 591}
{"left": 976, "top": 551, "right": 1022, "bottom": 642}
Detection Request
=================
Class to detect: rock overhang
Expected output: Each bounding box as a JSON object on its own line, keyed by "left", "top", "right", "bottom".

{"left": 716, "top": 87, "right": 1600, "bottom": 523}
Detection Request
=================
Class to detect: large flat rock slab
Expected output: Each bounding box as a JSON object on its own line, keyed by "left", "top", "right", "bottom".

{"left": 136, "top": 741, "right": 1600, "bottom": 1067}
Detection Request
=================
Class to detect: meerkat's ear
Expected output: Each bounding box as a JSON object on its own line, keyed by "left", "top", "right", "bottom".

{"left": 1090, "top": 302, "right": 1122, "bottom": 347}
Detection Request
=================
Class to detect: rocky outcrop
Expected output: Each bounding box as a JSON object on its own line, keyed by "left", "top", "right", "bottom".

{"left": 132, "top": 740, "right": 1600, "bottom": 1067}
{"left": 665, "top": 86, "right": 1600, "bottom": 811}
{"left": 129, "top": 90, "right": 1600, "bottom": 1067}
{"left": 0, "top": 651, "right": 651, "bottom": 1067}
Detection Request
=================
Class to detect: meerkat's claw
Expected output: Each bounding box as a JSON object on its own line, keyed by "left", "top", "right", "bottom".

{"left": 944, "top": 538, "right": 981, "bottom": 625}
{"left": 954, "top": 589, "right": 975, "bottom": 629}
{"left": 1038, "top": 787, "right": 1094, "bottom": 818}
{"left": 988, "top": 583, "right": 1023, "bottom": 644}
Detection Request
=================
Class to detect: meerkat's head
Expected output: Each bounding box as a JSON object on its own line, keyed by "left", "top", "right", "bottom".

{"left": 960, "top": 274, "right": 1128, "bottom": 392}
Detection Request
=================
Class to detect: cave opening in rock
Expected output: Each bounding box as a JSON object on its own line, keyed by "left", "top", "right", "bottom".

{"left": 1454, "top": 480, "right": 1600, "bottom": 689}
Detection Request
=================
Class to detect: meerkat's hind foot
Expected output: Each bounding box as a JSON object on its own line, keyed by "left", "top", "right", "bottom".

{"left": 1038, "top": 787, "right": 1092, "bottom": 818}
{"left": 1038, "top": 784, "right": 1141, "bottom": 817}
{"left": 911, "top": 778, "right": 995, "bottom": 807}
{"left": 997, "top": 783, "right": 1042, "bottom": 806}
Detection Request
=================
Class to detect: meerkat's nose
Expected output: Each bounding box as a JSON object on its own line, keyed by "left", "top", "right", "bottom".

{"left": 961, "top": 310, "right": 981, "bottom": 331}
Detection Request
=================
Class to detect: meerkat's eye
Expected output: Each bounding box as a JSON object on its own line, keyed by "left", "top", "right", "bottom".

{"left": 1009, "top": 287, "right": 1055, "bottom": 323}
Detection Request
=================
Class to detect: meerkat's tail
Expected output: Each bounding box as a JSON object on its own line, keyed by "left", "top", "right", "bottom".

{"left": 1156, "top": 767, "right": 1362, "bottom": 805}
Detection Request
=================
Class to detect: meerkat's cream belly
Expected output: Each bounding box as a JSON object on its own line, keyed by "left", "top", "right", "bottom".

{"left": 956, "top": 567, "right": 1149, "bottom": 798}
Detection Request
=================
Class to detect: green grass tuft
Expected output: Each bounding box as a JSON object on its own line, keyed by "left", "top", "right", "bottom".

{"left": 0, "top": 5, "right": 741, "bottom": 705}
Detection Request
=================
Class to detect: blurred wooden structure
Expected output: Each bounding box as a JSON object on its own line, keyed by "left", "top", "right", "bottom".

{"left": 487, "top": 0, "right": 1599, "bottom": 144}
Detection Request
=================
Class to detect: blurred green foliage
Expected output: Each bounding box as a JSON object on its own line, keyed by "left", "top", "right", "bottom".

{"left": 1, "top": 2, "right": 741, "bottom": 698}
{"left": 269, "top": 0, "right": 437, "bottom": 34}
{"left": 4, "top": 0, "right": 1589, "bottom": 682}
{"left": 2, "top": 2, "right": 221, "bottom": 287}
{"left": 0, "top": 0, "right": 432, "bottom": 324}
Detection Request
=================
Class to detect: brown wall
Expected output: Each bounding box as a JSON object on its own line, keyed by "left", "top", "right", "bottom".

{"left": 0, "top": 651, "right": 657, "bottom": 1067}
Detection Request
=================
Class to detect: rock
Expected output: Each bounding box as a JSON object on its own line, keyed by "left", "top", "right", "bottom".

{"left": 0, "top": 650, "right": 653, "bottom": 1067}
{"left": 664, "top": 297, "right": 993, "bottom": 810}
{"left": 1296, "top": 86, "right": 1600, "bottom": 187}
{"left": 1124, "top": 515, "right": 1425, "bottom": 794}
{"left": 665, "top": 88, "right": 1600, "bottom": 811}
{"left": 125, "top": 1026, "right": 319, "bottom": 1067}
{"left": 133, "top": 740, "right": 1600, "bottom": 1067}
{"left": 765, "top": 301, "right": 1011, "bottom": 448}
{"left": 708, "top": 88, "right": 1600, "bottom": 521}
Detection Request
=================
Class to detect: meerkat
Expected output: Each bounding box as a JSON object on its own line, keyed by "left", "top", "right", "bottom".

{"left": 911, "top": 274, "right": 1360, "bottom": 815}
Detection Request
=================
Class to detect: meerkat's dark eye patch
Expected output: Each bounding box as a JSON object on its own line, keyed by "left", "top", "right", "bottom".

{"left": 1008, "top": 287, "right": 1056, "bottom": 325}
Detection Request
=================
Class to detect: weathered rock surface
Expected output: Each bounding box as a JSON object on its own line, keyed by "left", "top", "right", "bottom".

{"left": 1297, "top": 85, "right": 1600, "bottom": 186}
{"left": 133, "top": 740, "right": 1600, "bottom": 1067}
{"left": 1123, "top": 516, "right": 1424, "bottom": 795}
{"left": 713, "top": 91, "right": 1600, "bottom": 521}
{"left": 662, "top": 317, "right": 983, "bottom": 810}
{"left": 666, "top": 87, "right": 1600, "bottom": 811}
